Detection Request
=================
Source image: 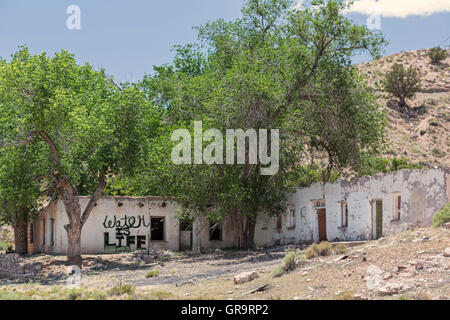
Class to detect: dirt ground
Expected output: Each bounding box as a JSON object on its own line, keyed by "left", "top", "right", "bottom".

{"left": 0, "top": 226, "right": 448, "bottom": 300}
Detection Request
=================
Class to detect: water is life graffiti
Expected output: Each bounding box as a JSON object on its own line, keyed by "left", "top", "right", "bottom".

{"left": 102, "top": 215, "right": 155, "bottom": 252}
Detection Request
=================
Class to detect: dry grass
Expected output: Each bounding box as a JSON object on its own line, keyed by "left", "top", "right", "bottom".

{"left": 0, "top": 227, "right": 448, "bottom": 300}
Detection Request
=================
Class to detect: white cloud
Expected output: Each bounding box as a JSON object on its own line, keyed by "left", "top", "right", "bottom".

{"left": 292, "top": 0, "right": 450, "bottom": 18}
{"left": 342, "top": 0, "right": 450, "bottom": 19}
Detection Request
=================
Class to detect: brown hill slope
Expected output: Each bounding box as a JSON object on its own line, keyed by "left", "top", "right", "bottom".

{"left": 357, "top": 49, "right": 450, "bottom": 167}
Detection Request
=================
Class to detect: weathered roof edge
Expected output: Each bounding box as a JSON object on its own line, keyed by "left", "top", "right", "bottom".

{"left": 296, "top": 166, "right": 450, "bottom": 191}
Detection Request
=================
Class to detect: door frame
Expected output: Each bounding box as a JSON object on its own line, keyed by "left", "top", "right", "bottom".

{"left": 371, "top": 199, "right": 383, "bottom": 240}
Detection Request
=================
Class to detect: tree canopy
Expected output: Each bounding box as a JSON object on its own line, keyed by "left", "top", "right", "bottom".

{"left": 134, "top": 0, "right": 387, "bottom": 247}
{"left": 0, "top": 47, "right": 160, "bottom": 263}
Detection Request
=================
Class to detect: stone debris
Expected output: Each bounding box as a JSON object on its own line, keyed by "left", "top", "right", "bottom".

{"left": 366, "top": 265, "right": 383, "bottom": 290}
{"left": 234, "top": 271, "right": 259, "bottom": 284}
{"left": 443, "top": 248, "right": 450, "bottom": 258}
{"left": 377, "top": 282, "right": 408, "bottom": 296}
{"left": 433, "top": 296, "right": 448, "bottom": 300}
{"left": 0, "top": 254, "right": 42, "bottom": 279}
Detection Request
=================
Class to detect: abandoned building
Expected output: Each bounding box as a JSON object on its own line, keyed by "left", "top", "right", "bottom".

{"left": 29, "top": 167, "right": 449, "bottom": 254}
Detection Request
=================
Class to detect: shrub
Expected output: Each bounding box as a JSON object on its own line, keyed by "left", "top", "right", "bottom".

{"left": 305, "top": 244, "right": 319, "bottom": 259}
{"left": 109, "top": 283, "right": 136, "bottom": 296}
{"left": 272, "top": 265, "right": 286, "bottom": 277}
{"left": 151, "top": 291, "right": 173, "bottom": 300}
{"left": 384, "top": 64, "right": 421, "bottom": 106}
{"left": 282, "top": 251, "right": 298, "bottom": 272}
{"left": 66, "top": 289, "right": 83, "bottom": 300}
{"left": 431, "top": 148, "right": 444, "bottom": 158}
{"left": 428, "top": 119, "right": 439, "bottom": 127}
{"left": 145, "top": 270, "right": 160, "bottom": 278}
{"left": 333, "top": 243, "right": 348, "bottom": 255}
{"left": 432, "top": 203, "right": 450, "bottom": 227}
{"left": 272, "top": 250, "right": 303, "bottom": 277}
{"left": 317, "top": 241, "right": 332, "bottom": 256}
{"left": 0, "top": 241, "right": 14, "bottom": 253}
{"left": 428, "top": 47, "right": 448, "bottom": 64}
{"left": 358, "top": 156, "right": 423, "bottom": 176}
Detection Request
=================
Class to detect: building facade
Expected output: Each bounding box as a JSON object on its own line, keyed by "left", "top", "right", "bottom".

{"left": 254, "top": 167, "right": 450, "bottom": 246}
{"left": 28, "top": 197, "right": 179, "bottom": 254}
{"left": 29, "top": 167, "right": 449, "bottom": 254}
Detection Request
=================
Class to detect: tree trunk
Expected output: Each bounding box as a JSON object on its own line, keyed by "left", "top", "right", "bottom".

{"left": 13, "top": 218, "right": 28, "bottom": 255}
{"left": 66, "top": 225, "right": 82, "bottom": 266}
{"left": 243, "top": 217, "right": 256, "bottom": 249}
{"left": 62, "top": 199, "right": 83, "bottom": 267}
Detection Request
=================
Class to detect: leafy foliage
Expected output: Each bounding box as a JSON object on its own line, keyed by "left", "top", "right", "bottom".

{"left": 432, "top": 203, "right": 450, "bottom": 228}
{"left": 427, "top": 47, "right": 448, "bottom": 64}
{"left": 383, "top": 63, "right": 421, "bottom": 106}
{"left": 0, "top": 47, "right": 160, "bottom": 262}
{"left": 357, "top": 156, "right": 423, "bottom": 176}
{"left": 136, "top": 0, "right": 386, "bottom": 247}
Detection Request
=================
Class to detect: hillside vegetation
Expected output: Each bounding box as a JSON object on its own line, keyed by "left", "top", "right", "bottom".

{"left": 358, "top": 48, "right": 450, "bottom": 167}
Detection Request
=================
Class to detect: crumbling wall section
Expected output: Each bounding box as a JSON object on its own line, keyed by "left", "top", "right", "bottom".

{"left": 0, "top": 254, "right": 42, "bottom": 279}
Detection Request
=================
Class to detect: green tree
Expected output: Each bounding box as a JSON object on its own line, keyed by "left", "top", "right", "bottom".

{"left": 384, "top": 63, "right": 421, "bottom": 107}
{"left": 0, "top": 47, "right": 160, "bottom": 265}
{"left": 0, "top": 144, "right": 51, "bottom": 254}
{"left": 428, "top": 47, "right": 448, "bottom": 64}
{"left": 138, "top": 0, "right": 386, "bottom": 248}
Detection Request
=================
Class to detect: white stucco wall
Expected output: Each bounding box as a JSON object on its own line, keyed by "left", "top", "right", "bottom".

{"left": 38, "top": 197, "right": 179, "bottom": 254}
{"left": 33, "top": 168, "right": 449, "bottom": 254}
{"left": 192, "top": 216, "right": 238, "bottom": 249}
{"left": 255, "top": 167, "right": 449, "bottom": 246}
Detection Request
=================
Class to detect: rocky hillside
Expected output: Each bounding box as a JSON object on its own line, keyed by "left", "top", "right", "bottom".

{"left": 357, "top": 48, "right": 450, "bottom": 168}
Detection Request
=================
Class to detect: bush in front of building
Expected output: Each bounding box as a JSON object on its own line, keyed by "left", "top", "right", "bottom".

{"left": 317, "top": 242, "right": 332, "bottom": 256}
{"left": 305, "top": 244, "right": 319, "bottom": 259}
{"left": 305, "top": 242, "right": 333, "bottom": 259}
{"left": 109, "top": 283, "right": 136, "bottom": 296}
{"left": 432, "top": 203, "right": 450, "bottom": 228}
{"left": 0, "top": 241, "right": 14, "bottom": 254}
{"left": 272, "top": 250, "right": 303, "bottom": 277}
{"left": 145, "top": 270, "right": 160, "bottom": 278}
{"left": 333, "top": 243, "right": 348, "bottom": 255}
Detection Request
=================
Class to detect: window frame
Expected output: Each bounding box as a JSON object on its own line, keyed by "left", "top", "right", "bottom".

{"left": 340, "top": 201, "right": 349, "bottom": 228}
{"left": 393, "top": 194, "right": 401, "bottom": 221}
{"left": 150, "top": 217, "right": 165, "bottom": 242}
{"left": 209, "top": 221, "right": 222, "bottom": 241}
{"left": 50, "top": 218, "right": 55, "bottom": 246}
{"left": 286, "top": 207, "right": 296, "bottom": 230}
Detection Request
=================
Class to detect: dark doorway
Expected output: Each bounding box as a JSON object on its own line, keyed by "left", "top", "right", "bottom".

{"left": 209, "top": 222, "right": 222, "bottom": 241}
{"left": 151, "top": 217, "right": 165, "bottom": 241}
{"left": 317, "top": 208, "right": 327, "bottom": 242}
{"left": 376, "top": 200, "right": 383, "bottom": 239}
{"left": 179, "top": 219, "right": 193, "bottom": 251}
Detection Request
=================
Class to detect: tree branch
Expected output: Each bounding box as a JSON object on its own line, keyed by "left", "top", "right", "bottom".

{"left": 80, "top": 174, "right": 107, "bottom": 227}
{"left": 0, "top": 131, "right": 42, "bottom": 148}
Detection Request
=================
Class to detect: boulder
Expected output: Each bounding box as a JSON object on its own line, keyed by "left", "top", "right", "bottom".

{"left": 443, "top": 248, "right": 450, "bottom": 258}
{"left": 366, "top": 265, "right": 383, "bottom": 290}
{"left": 377, "top": 282, "right": 406, "bottom": 296}
{"left": 234, "top": 271, "right": 259, "bottom": 284}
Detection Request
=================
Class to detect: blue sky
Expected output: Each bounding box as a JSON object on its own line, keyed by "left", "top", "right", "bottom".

{"left": 0, "top": 0, "right": 449, "bottom": 82}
